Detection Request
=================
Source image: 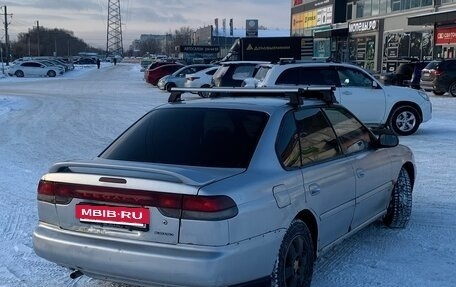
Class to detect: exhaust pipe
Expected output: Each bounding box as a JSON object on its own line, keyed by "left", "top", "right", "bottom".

{"left": 70, "top": 270, "right": 84, "bottom": 279}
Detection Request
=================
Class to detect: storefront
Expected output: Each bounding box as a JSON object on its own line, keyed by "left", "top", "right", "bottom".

{"left": 348, "top": 19, "right": 383, "bottom": 72}
{"left": 407, "top": 9, "right": 456, "bottom": 61}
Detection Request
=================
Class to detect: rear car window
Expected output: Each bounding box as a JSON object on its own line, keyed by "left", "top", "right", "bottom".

{"left": 424, "top": 61, "right": 439, "bottom": 70}
{"left": 101, "top": 108, "right": 269, "bottom": 168}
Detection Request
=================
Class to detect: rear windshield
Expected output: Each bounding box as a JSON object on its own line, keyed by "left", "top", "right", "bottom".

{"left": 424, "top": 61, "right": 439, "bottom": 70}
{"left": 254, "top": 66, "right": 272, "bottom": 81}
{"left": 101, "top": 108, "right": 269, "bottom": 168}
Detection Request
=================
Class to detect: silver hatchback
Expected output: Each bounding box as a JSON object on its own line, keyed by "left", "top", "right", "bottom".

{"left": 33, "top": 87, "right": 415, "bottom": 287}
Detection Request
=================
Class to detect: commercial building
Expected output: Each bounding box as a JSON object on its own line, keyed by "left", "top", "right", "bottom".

{"left": 291, "top": 0, "right": 456, "bottom": 73}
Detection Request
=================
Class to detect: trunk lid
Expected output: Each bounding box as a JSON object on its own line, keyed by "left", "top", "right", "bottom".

{"left": 43, "top": 159, "right": 244, "bottom": 244}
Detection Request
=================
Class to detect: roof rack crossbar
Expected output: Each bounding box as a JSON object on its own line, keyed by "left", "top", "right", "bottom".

{"left": 168, "top": 86, "right": 337, "bottom": 106}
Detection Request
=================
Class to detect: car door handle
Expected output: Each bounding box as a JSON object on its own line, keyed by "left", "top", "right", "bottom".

{"left": 309, "top": 183, "right": 321, "bottom": 196}
{"left": 356, "top": 168, "right": 365, "bottom": 178}
{"left": 342, "top": 91, "right": 352, "bottom": 95}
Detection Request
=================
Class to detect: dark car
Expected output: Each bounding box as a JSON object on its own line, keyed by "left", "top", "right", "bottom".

{"left": 380, "top": 61, "right": 429, "bottom": 89}
{"left": 74, "top": 58, "right": 97, "bottom": 65}
{"left": 420, "top": 59, "right": 456, "bottom": 96}
{"left": 145, "top": 63, "right": 184, "bottom": 85}
{"left": 212, "top": 61, "right": 268, "bottom": 87}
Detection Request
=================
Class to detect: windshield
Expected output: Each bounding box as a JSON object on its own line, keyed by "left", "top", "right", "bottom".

{"left": 101, "top": 108, "right": 269, "bottom": 168}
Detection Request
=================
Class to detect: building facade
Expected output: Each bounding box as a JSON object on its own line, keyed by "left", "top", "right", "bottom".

{"left": 291, "top": 0, "right": 456, "bottom": 72}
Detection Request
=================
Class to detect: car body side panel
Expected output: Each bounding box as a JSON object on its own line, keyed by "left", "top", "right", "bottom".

{"left": 301, "top": 158, "right": 356, "bottom": 249}
{"left": 350, "top": 149, "right": 394, "bottom": 229}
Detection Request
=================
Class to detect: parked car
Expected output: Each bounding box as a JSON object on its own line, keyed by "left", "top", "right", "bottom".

{"left": 7, "top": 61, "right": 63, "bottom": 77}
{"left": 380, "top": 61, "right": 429, "bottom": 88}
{"left": 144, "top": 63, "right": 184, "bottom": 85}
{"left": 33, "top": 87, "right": 415, "bottom": 287}
{"left": 242, "top": 61, "right": 432, "bottom": 136}
{"left": 420, "top": 59, "right": 456, "bottom": 96}
{"left": 184, "top": 66, "right": 220, "bottom": 97}
{"left": 157, "top": 64, "right": 216, "bottom": 92}
{"left": 212, "top": 61, "right": 268, "bottom": 87}
{"left": 73, "top": 58, "right": 97, "bottom": 65}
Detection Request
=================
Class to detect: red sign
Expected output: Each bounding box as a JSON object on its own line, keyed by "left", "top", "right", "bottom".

{"left": 76, "top": 204, "right": 150, "bottom": 227}
{"left": 293, "top": 0, "right": 303, "bottom": 6}
{"left": 436, "top": 27, "right": 456, "bottom": 45}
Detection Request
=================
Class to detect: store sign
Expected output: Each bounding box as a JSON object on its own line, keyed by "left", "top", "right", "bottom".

{"left": 436, "top": 27, "right": 456, "bottom": 45}
{"left": 349, "top": 20, "right": 379, "bottom": 33}
{"left": 180, "top": 46, "right": 220, "bottom": 53}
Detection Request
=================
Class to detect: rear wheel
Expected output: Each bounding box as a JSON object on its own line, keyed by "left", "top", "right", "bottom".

{"left": 15, "top": 70, "right": 24, "bottom": 77}
{"left": 271, "top": 220, "right": 314, "bottom": 287}
{"left": 383, "top": 168, "right": 412, "bottom": 228}
{"left": 449, "top": 82, "right": 456, "bottom": 97}
{"left": 388, "top": 106, "right": 420, "bottom": 136}
{"left": 433, "top": 90, "right": 445, "bottom": 96}
{"left": 198, "top": 85, "right": 212, "bottom": 98}
{"left": 47, "top": 70, "right": 57, "bottom": 77}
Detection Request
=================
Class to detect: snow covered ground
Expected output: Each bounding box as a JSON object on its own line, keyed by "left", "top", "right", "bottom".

{"left": 0, "top": 63, "right": 455, "bottom": 287}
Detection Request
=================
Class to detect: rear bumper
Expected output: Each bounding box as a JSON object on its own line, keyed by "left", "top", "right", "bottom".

{"left": 33, "top": 222, "right": 284, "bottom": 287}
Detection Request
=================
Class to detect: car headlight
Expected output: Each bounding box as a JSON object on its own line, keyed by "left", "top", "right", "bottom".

{"left": 418, "top": 90, "right": 430, "bottom": 101}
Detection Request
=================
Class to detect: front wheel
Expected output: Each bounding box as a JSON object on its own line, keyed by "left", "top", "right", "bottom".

{"left": 388, "top": 106, "right": 420, "bottom": 136}
{"left": 383, "top": 168, "right": 412, "bottom": 228}
{"left": 449, "top": 82, "right": 456, "bottom": 97}
{"left": 47, "top": 70, "right": 57, "bottom": 77}
{"left": 166, "top": 83, "right": 176, "bottom": 92}
{"left": 271, "top": 220, "right": 314, "bottom": 287}
{"left": 15, "top": 70, "right": 24, "bottom": 77}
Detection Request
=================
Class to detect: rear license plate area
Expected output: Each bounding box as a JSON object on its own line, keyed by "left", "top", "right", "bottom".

{"left": 76, "top": 204, "right": 150, "bottom": 231}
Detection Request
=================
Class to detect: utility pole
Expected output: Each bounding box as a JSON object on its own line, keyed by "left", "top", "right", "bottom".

{"left": 2, "top": 6, "right": 12, "bottom": 66}
{"left": 36, "top": 20, "right": 40, "bottom": 56}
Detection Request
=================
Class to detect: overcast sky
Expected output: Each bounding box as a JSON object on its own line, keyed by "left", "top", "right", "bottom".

{"left": 1, "top": 0, "right": 292, "bottom": 48}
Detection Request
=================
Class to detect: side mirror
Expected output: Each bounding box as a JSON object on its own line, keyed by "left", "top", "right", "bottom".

{"left": 372, "top": 81, "right": 379, "bottom": 89}
{"left": 343, "top": 78, "right": 350, "bottom": 86}
{"left": 377, "top": 133, "right": 399, "bottom": 147}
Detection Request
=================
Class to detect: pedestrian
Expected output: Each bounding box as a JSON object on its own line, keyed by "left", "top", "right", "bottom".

{"left": 96, "top": 58, "right": 101, "bottom": 69}
{"left": 113, "top": 57, "right": 117, "bottom": 66}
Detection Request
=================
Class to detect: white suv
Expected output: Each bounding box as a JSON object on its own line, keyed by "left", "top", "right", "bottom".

{"left": 243, "top": 62, "right": 432, "bottom": 136}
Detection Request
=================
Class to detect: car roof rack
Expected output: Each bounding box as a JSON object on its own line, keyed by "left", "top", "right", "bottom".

{"left": 168, "top": 87, "right": 337, "bottom": 107}
{"left": 277, "top": 57, "right": 336, "bottom": 65}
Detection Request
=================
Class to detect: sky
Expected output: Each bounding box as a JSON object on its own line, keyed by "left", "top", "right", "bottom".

{"left": 1, "top": 0, "right": 292, "bottom": 49}
{"left": 0, "top": 63, "right": 455, "bottom": 286}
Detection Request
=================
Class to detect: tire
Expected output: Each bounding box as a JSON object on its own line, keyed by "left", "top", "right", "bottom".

{"left": 166, "top": 83, "right": 175, "bottom": 92}
{"left": 383, "top": 168, "right": 412, "bottom": 228}
{"left": 47, "top": 70, "right": 57, "bottom": 77}
{"left": 271, "top": 219, "right": 314, "bottom": 287}
{"left": 449, "top": 82, "right": 456, "bottom": 97}
{"left": 433, "top": 90, "right": 445, "bottom": 96}
{"left": 198, "top": 85, "right": 212, "bottom": 98}
{"left": 388, "top": 106, "right": 420, "bottom": 136}
{"left": 15, "top": 70, "right": 24, "bottom": 77}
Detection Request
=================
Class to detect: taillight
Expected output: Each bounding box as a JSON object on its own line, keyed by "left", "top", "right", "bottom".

{"left": 181, "top": 195, "right": 238, "bottom": 220}
{"left": 37, "top": 180, "right": 237, "bottom": 220}
{"left": 434, "top": 69, "right": 443, "bottom": 76}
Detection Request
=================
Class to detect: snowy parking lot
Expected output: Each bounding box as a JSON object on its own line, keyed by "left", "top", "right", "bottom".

{"left": 0, "top": 63, "right": 455, "bottom": 287}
